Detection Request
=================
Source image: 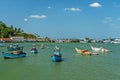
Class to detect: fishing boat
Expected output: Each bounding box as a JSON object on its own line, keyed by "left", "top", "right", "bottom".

{"left": 51, "top": 51, "right": 62, "bottom": 62}
{"left": 101, "top": 48, "right": 111, "bottom": 53}
{"left": 90, "top": 45, "right": 111, "bottom": 53}
{"left": 51, "top": 46, "right": 62, "bottom": 62}
{"left": 31, "top": 47, "right": 38, "bottom": 54}
{"left": 75, "top": 47, "right": 92, "bottom": 55}
{"left": 2, "top": 51, "right": 26, "bottom": 59}
{"left": 90, "top": 45, "right": 102, "bottom": 52}
{"left": 30, "top": 43, "right": 38, "bottom": 54}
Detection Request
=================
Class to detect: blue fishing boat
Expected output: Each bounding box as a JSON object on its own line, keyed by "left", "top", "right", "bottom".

{"left": 51, "top": 46, "right": 62, "bottom": 62}
{"left": 2, "top": 51, "right": 26, "bottom": 59}
{"left": 51, "top": 54, "right": 62, "bottom": 62}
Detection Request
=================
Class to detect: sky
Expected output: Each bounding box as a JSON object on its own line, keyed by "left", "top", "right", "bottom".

{"left": 1, "top": 0, "right": 120, "bottom": 39}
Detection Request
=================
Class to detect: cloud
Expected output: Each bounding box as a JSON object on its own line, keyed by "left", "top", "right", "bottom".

{"left": 24, "top": 15, "right": 47, "bottom": 22}
{"left": 89, "top": 2, "right": 102, "bottom": 8}
{"left": 24, "top": 18, "right": 28, "bottom": 22}
{"left": 29, "top": 15, "right": 47, "bottom": 19}
{"left": 64, "top": 8, "right": 81, "bottom": 11}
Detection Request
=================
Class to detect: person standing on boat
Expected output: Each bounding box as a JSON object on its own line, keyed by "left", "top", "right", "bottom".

{"left": 53, "top": 46, "right": 62, "bottom": 57}
{"left": 31, "top": 44, "right": 37, "bottom": 50}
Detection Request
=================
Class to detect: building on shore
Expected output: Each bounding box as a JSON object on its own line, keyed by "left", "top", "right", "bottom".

{"left": 10, "top": 36, "right": 25, "bottom": 42}
{"left": 0, "top": 38, "right": 11, "bottom": 42}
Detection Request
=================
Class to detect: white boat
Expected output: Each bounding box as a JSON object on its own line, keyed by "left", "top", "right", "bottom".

{"left": 101, "top": 48, "right": 111, "bottom": 53}
{"left": 90, "top": 45, "right": 111, "bottom": 53}
{"left": 90, "top": 45, "right": 102, "bottom": 52}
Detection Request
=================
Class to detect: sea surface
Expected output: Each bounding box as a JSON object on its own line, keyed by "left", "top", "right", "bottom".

{"left": 0, "top": 42, "right": 120, "bottom": 80}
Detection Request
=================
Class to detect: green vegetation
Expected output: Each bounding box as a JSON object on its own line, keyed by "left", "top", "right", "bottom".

{"left": 0, "top": 21, "right": 37, "bottom": 39}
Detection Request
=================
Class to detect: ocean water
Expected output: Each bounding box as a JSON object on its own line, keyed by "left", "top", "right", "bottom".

{"left": 0, "top": 42, "right": 120, "bottom": 80}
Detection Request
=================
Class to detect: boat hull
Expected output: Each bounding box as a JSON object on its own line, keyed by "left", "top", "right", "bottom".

{"left": 2, "top": 52, "right": 26, "bottom": 59}
{"left": 51, "top": 55, "right": 62, "bottom": 62}
{"left": 31, "top": 50, "right": 38, "bottom": 54}
{"left": 75, "top": 47, "right": 92, "bottom": 55}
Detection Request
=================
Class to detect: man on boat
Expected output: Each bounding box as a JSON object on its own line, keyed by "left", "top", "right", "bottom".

{"left": 53, "top": 46, "right": 62, "bottom": 57}
{"left": 31, "top": 44, "right": 37, "bottom": 50}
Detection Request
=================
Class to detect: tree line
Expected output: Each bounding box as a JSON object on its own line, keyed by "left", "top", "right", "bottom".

{"left": 0, "top": 21, "right": 36, "bottom": 39}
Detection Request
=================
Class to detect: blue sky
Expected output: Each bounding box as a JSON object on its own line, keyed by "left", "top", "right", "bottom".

{"left": 1, "top": 0, "right": 120, "bottom": 39}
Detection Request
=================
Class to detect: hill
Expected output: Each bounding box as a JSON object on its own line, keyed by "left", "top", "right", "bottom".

{"left": 0, "top": 21, "right": 36, "bottom": 39}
